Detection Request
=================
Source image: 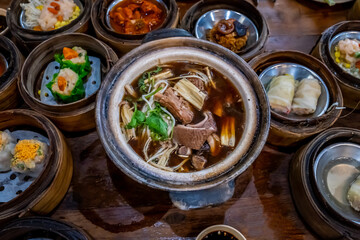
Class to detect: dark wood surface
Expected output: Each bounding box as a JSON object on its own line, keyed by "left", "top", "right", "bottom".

{"left": 1, "top": 0, "right": 359, "bottom": 239}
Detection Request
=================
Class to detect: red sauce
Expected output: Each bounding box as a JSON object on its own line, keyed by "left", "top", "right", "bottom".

{"left": 109, "top": 0, "right": 166, "bottom": 35}
{"left": 0, "top": 54, "right": 7, "bottom": 77}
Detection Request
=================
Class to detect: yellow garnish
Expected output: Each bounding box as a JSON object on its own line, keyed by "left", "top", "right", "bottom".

{"left": 13, "top": 140, "right": 40, "bottom": 162}
{"left": 345, "top": 63, "right": 351, "bottom": 68}
{"left": 36, "top": 5, "right": 43, "bottom": 11}
{"left": 38, "top": 90, "right": 41, "bottom": 95}
{"left": 335, "top": 58, "right": 340, "bottom": 63}
{"left": 54, "top": 6, "right": 80, "bottom": 29}
{"left": 335, "top": 51, "right": 340, "bottom": 58}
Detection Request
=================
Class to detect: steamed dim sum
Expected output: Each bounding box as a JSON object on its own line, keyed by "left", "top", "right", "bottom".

{"left": 348, "top": 175, "right": 360, "bottom": 211}
{"left": 0, "top": 130, "right": 16, "bottom": 172}
{"left": 11, "top": 139, "right": 48, "bottom": 177}
{"left": 267, "top": 74, "right": 295, "bottom": 114}
{"left": 46, "top": 68, "right": 85, "bottom": 103}
{"left": 291, "top": 78, "right": 321, "bottom": 115}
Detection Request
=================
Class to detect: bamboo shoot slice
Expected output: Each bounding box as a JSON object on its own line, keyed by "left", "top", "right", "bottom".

{"left": 119, "top": 102, "right": 136, "bottom": 141}
{"left": 174, "top": 79, "right": 207, "bottom": 110}
{"left": 221, "top": 117, "right": 235, "bottom": 147}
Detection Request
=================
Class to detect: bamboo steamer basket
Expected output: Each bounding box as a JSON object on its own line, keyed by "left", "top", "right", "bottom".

{"left": 0, "top": 109, "right": 72, "bottom": 224}
{"left": 180, "top": 0, "right": 269, "bottom": 62}
{"left": 249, "top": 51, "right": 343, "bottom": 147}
{"left": 0, "top": 36, "right": 23, "bottom": 111}
{"left": 311, "top": 21, "right": 360, "bottom": 109}
{"left": 19, "top": 33, "right": 118, "bottom": 132}
{"left": 7, "top": 0, "right": 92, "bottom": 53}
{"left": 0, "top": 8, "right": 9, "bottom": 36}
{"left": 91, "top": 0, "right": 179, "bottom": 55}
{"left": 96, "top": 31, "right": 270, "bottom": 209}
{"left": 0, "top": 217, "right": 92, "bottom": 239}
{"left": 289, "top": 127, "right": 360, "bottom": 239}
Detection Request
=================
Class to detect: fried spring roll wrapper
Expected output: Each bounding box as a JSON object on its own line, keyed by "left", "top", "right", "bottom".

{"left": 292, "top": 78, "right": 321, "bottom": 115}
{"left": 267, "top": 75, "right": 295, "bottom": 114}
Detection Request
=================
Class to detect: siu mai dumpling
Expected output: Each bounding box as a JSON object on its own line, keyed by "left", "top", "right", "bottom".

{"left": 292, "top": 78, "right": 321, "bottom": 115}
{"left": 267, "top": 75, "right": 295, "bottom": 114}
{"left": 11, "top": 139, "right": 48, "bottom": 177}
{"left": 46, "top": 68, "right": 85, "bottom": 103}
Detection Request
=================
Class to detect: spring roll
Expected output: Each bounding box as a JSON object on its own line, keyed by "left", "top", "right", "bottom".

{"left": 291, "top": 78, "right": 321, "bottom": 115}
{"left": 267, "top": 75, "right": 295, "bottom": 114}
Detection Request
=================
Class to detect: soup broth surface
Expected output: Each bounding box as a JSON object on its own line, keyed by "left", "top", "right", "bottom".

{"left": 120, "top": 61, "right": 246, "bottom": 172}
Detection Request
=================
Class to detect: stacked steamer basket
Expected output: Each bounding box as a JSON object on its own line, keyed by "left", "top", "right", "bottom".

{"left": 312, "top": 21, "right": 360, "bottom": 109}
{"left": 0, "top": 36, "right": 23, "bottom": 111}
{"left": 290, "top": 128, "right": 360, "bottom": 239}
{"left": 19, "top": 33, "right": 118, "bottom": 132}
{"left": 249, "top": 51, "right": 343, "bottom": 147}
{"left": 91, "top": 0, "right": 179, "bottom": 55}
{"left": 180, "top": 0, "right": 269, "bottom": 62}
{"left": 96, "top": 33, "right": 270, "bottom": 209}
{"left": 0, "top": 110, "right": 72, "bottom": 223}
{"left": 0, "top": 8, "right": 8, "bottom": 36}
{"left": 7, "top": 0, "right": 92, "bottom": 52}
{"left": 0, "top": 217, "right": 92, "bottom": 239}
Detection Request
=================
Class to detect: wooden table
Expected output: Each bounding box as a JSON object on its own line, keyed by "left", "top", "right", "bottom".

{"left": 1, "top": 0, "right": 359, "bottom": 239}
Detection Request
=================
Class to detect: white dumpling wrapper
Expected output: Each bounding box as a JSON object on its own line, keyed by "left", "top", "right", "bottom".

{"left": 267, "top": 75, "right": 295, "bottom": 114}
{"left": 348, "top": 175, "right": 360, "bottom": 211}
{"left": 291, "top": 78, "right": 321, "bottom": 115}
{"left": 0, "top": 130, "right": 16, "bottom": 172}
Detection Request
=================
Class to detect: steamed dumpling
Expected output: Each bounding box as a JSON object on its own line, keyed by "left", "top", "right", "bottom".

{"left": 51, "top": 68, "right": 79, "bottom": 96}
{"left": 338, "top": 38, "right": 360, "bottom": 65}
{"left": 267, "top": 74, "right": 296, "bottom": 114}
{"left": 0, "top": 130, "right": 16, "bottom": 172}
{"left": 11, "top": 139, "right": 48, "bottom": 177}
{"left": 62, "top": 46, "right": 87, "bottom": 64}
{"left": 348, "top": 175, "right": 360, "bottom": 211}
{"left": 291, "top": 78, "right": 321, "bottom": 115}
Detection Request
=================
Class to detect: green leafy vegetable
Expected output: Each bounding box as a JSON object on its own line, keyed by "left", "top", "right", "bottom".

{"left": 46, "top": 72, "right": 85, "bottom": 103}
{"left": 125, "top": 102, "right": 169, "bottom": 141}
{"left": 324, "top": 0, "right": 335, "bottom": 6}
{"left": 37, "top": 146, "right": 42, "bottom": 156}
{"left": 16, "top": 163, "right": 25, "bottom": 170}
{"left": 125, "top": 103, "right": 146, "bottom": 129}
{"left": 54, "top": 53, "right": 91, "bottom": 80}
{"left": 146, "top": 112, "right": 168, "bottom": 140}
{"left": 138, "top": 66, "right": 162, "bottom": 93}
{"left": 355, "top": 52, "right": 360, "bottom": 58}
{"left": 139, "top": 87, "right": 162, "bottom": 101}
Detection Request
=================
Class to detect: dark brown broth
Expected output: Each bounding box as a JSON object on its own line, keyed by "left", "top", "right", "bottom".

{"left": 202, "top": 230, "right": 238, "bottom": 240}
{"left": 125, "top": 61, "right": 246, "bottom": 172}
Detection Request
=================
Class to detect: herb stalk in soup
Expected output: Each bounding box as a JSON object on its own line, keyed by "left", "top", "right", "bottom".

{"left": 119, "top": 62, "right": 245, "bottom": 172}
